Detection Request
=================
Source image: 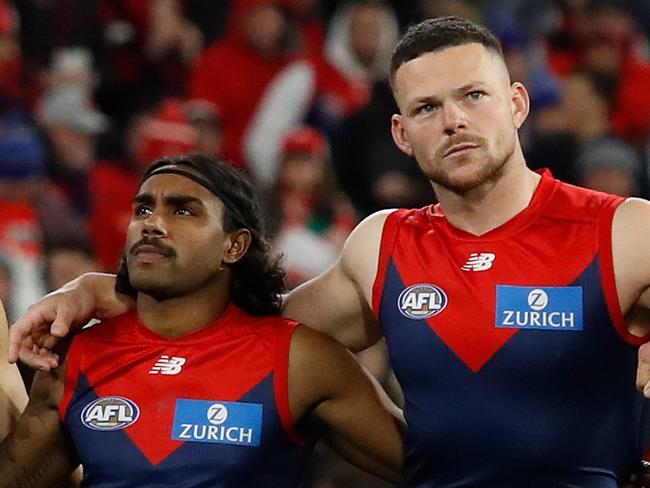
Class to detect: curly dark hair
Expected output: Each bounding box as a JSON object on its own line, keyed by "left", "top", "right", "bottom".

{"left": 116, "top": 154, "right": 286, "bottom": 316}
{"left": 390, "top": 16, "right": 504, "bottom": 89}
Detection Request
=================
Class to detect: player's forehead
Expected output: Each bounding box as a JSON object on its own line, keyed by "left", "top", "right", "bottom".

{"left": 136, "top": 171, "right": 224, "bottom": 210}
{"left": 394, "top": 43, "right": 507, "bottom": 99}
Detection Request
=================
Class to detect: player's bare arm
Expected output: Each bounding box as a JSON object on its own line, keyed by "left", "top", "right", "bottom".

{"left": 288, "top": 325, "right": 405, "bottom": 483}
{"left": 0, "top": 349, "right": 80, "bottom": 488}
{"left": 283, "top": 210, "right": 394, "bottom": 352}
{"left": 611, "top": 198, "right": 650, "bottom": 334}
{"left": 0, "top": 300, "right": 28, "bottom": 442}
{"left": 8, "top": 272, "right": 133, "bottom": 370}
{"left": 613, "top": 199, "right": 650, "bottom": 395}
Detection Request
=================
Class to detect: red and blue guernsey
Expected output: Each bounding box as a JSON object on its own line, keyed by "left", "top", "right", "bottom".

{"left": 60, "top": 303, "right": 312, "bottom": 487}
{"left": 372, "top": 170, "right": 649, "bottom": 487}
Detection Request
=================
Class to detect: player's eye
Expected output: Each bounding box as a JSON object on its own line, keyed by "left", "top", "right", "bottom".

{"left": 466, "top": 90, "right": 486, "bottom": 101}
{"left": 134, "top": 205, "right": 152, "bottom": 216}
{"left": 420, "top": 103, "right": 436, "bottom": 113}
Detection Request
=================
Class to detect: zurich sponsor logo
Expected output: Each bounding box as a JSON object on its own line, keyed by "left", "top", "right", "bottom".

{"left": 207, "top": 403, "right": 228, "bottom": 425}
{"left": 398, "top": 283, "right": 448, "bottom": 320}
{"left": 172, "top": 399, "right": 262, "bottom": 447}
{"left": 495, "top": 285, "right": 583, "bottom": 331}
{"left": 81, "top": 396, "right": 140, "bottom": 431}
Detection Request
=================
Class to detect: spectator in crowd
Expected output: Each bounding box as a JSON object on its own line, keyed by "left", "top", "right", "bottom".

{"left": 545, "top": 0, "right": 650, "bottom": 146}
{"left": 38, "top": 85, "right": 109, "bottom": 216}
{"left": 331, "top": 79, "right": 434, "bottom": 216}
{"left": 324, "top": 1, "right": 398, "bottom": 90}
{"left": 286, "top": 0, "right": 327, "bottom": 55}
{"left": 0, "top": 0, "right": 29, "bottom": 109}
{"left": 0, "top": 109, "right": 49, "bottom": 314}
{"left": 185, "top": 98, "right": 224, "bottom": 159}
{"left": 46, "top": 47, "right": 96, "bottom": 97}
{"left": 577, "top": 135, "right": 642, "bottom": 196}
{"left": 183, "top": 0, "right": 233, "bottom": 46}
{"left": 561, "top": 70, "right": 617, "bottom": 146}
{"left": 526, "top": 68, "right": 624, "bottom": 186}
{"left": 190, "top": 0, "right": 297, "bottom": 169}
{"left": 44, "top": 239, "right": 99, "bottom": 292}
{"left": 267, "top": 126, "right": 357, "bottom": 289}
{"left": 193, "top": 0, "right": 369, "bottom": 178}
{"left": 90, "top": 0, "right": 202, "bottom": 125}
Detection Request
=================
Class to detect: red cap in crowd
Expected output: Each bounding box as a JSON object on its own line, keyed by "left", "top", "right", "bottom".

{"left": 137, "top": 98, "right": 198, "bottom": 163}
{"left": 0, "top": 0, "right": 17, "bottom": 36}
{"left": 280, "top": 126, "right": 327, "bottom": 156}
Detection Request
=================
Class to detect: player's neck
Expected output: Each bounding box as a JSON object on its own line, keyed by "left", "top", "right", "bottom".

{"left": 435, "top": 157, "right": 541, "bottom": 236}
{"left": 136, "top": 277, "right": 231, "bottom": 338}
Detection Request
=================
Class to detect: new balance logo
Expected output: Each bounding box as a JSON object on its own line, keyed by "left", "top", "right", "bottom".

{"left": 149, "top": 356, "right": 186, "bottom": 375}
{"left": 461, "top": 253, "right": 496, "bottom": 271}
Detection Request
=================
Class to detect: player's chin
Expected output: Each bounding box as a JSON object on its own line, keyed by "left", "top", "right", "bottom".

{"left": 129, "top": 272, "right": 175, "bottom": 297}
{"left": 433, "top": 165, "right": 488, "bottom": 193}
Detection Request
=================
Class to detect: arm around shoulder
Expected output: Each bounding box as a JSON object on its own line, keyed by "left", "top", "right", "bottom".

{"left": 8, "top": 272, "right": 132, "bottom": 369}
{"left": 282, "top": 210, "right": 395, "bottom": 351}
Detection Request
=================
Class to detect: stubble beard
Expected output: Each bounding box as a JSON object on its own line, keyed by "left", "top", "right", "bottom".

{"left": 427, "top": 136, "right": 516, "bottom": 195}
{"left": 129, "top": 269, "right": 180, "bottom": 301}
{"left": 128, "top": 260, "right": 224, "bottom": 302}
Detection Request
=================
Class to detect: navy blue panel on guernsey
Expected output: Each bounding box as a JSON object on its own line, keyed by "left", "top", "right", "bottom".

{"left": 380, "top": 257, "right": 647, "bottom": 488}
{"left": 65, "top": 374, "right": 312, "bottom": 487}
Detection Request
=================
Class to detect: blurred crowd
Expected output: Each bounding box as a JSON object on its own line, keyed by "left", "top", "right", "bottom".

{"left": 2, "top": 0, "right": 650, "bottom": 485}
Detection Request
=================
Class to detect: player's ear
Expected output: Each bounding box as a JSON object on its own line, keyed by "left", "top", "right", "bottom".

{"left": 511, "top": 82, "right": 530, "bottom": 129}
{"left": 223, "top": 229, "right": 252, "bottom": 265}
{"left": 391, "top": 114, "right": 414, "bottom": 157}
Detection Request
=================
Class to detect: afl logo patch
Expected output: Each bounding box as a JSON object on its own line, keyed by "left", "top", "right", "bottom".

{"left": 81, "top": 396, "right": 140, "bottom": 431}
{"left": 398, "top": 283, "right": 448, "bottom": 320}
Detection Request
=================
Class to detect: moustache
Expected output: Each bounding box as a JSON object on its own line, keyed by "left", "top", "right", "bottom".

{"left": 130, "top": 237, "right": 176, "bottom": 258}
{"left": 437, "top": 134, "right": 484, "bottom": 159}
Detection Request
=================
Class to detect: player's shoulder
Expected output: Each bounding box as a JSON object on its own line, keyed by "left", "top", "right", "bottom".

{"left": 228, "top": 309, "right": 300, "bottom": 346}
{"left": 289, "top": 325, "right": 352, "bottom": 375}
{"left": 72, "top": 311, "right": 137, "bottom": 345}
{"left": 354, "top": 208, "right": 398, "bottom": 232}
{"left": 612, "top": 197, "right": 650, "bottom": 239}
{"left": 336, "top": 209, "right": 397, "bottom": 275}
{"left": 343, "top": 209, "right": 399, "bottom": 254}
{"left": 613, "top": 197, "right": 650, "bottom": 218}
{"left": 549, "top": 178, "right": 624, "bottom": 216}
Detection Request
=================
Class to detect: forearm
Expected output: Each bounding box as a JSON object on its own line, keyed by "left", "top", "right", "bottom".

{"left": 319, "top": 375, "right": 405, "bottom": 483}
{"left": 0, "top": 351, "right": 79, "bottom": 488}
{"left": 8, "top": 274, "right": 133, "bottom": 370}
{"left": 297, "top": 328, "right": 405, "bottom": 483}
{"left": 0, "top": 403, "right": 78, "bottom": 488}
{"left": 66, "top": 272, "right": 131, "bottom": 318}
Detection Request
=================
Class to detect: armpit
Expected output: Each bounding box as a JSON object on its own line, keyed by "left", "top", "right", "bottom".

{"left": 627, "top": 288, "right": 650, "bottom": 338}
